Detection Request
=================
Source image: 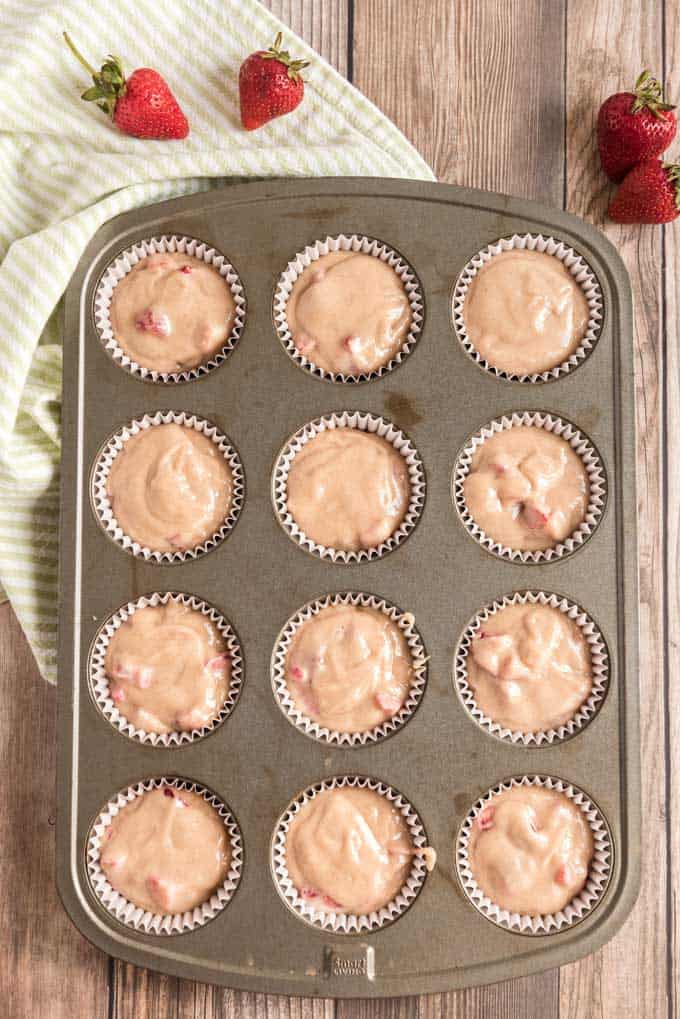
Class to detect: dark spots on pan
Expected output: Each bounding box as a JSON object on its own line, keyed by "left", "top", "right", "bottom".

{"left": 574, "top": 405, "right": 602, "bottom": 432}
{"left": 277, "top": 206, "right": 350, "bottom": 221}
{"left": 383, "top": 391, "right": 423, "bottom": 429}
{"left": 454, "top": 792, "right": 473, "bottom": 815}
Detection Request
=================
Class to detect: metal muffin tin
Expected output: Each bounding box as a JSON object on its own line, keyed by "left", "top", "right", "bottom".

{"left": 57, "top": 178, "right": 640, "bottom": 996}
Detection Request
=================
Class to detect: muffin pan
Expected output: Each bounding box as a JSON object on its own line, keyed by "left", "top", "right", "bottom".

{"left": 57, "top": 178, "right": 640, "bottom": 996}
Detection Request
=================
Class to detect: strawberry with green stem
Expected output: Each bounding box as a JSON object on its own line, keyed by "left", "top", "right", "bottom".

{"left": 63, "top": 32, "right": 189, "bottom": 140}
{"left": 239, "top": 32, "right": 309, "bottom": 131}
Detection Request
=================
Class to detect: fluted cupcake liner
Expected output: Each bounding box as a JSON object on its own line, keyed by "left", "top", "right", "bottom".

{"left": 454, "top": 590, "right": 609, "bottom": 746}
{"left": 272, "top": 411, "right": 426, "bottom": 564}
{"left": 271, "top": 591, "right": 428, "bottom": 747}
{"left": 273, "top": 233, "right": 424, "bottom": 384}
{"left": 452, "top": 233, "right": 603, "bottom": 383}
{"left": 89, "top": 591, "right": 244, "bottom": 747}
{"left": 93, "top": 234, "right": 246, "bottom": 384}
{"left": 456, "top": 775, "right": 612, "bottom": 935}
{"left": 452, "top": 410, "right": 607, "bottom": 564}
{"left": 91, "top": 410, "right": 245, "bottom": 564}
{"left": 87, "top": 777, "right": 243, "bottom": 935}
{"left": 271, "top": 774, "right": 431, "bottom": 933}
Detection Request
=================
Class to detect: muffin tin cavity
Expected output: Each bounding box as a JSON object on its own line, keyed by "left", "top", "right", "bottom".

{"left": 456, "top": 775, "right": 612, "bottom": 935}
{"left": 273, "top": 234, "right": 424, "bottom": 384}
{"left": 272, "top": 411, "right": 426, "bottom": 563}
{"left": 452, "top": 233, "right": 603, "bottom": 384}
{"left": 94, "top": 234, "right": 246, "bottom": 384}
{"left": 454, "top": 591, "right": 609, "bottom": 746}
{"left": 89, "top": 592, "right": 244, "bottom": 747}
{"left": 271, "top": 591, "right": 428, "bottom": 746}
{"left": 87, "top": 777, "right": 243, "bottom": 935}
{"left": 90, "top": 411, "right": 245, "bottom": 564}
{"left": 452, "top": 410, "right": 607, "bottom": 564}
{"left": 271, "top": 774, "right": 430, "bottom": 933}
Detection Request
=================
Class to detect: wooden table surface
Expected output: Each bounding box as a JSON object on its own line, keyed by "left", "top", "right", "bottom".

{"left": 1, "top": 1, "right": 675, "bottom": 1016}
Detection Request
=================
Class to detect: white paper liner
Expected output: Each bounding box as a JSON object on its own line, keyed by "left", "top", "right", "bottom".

{"left": 272, "top": 411, "right": 425, "bottom": 563}
{"left": 456, "top": 775, "right": 612, "bottom": 935}
{"left": 87, "top": 777, "right": 243, "bottom": 935}
{"left": 272, "top": 775, "right": 430, "bottom": 933}
{"left": 452, "top": 411, "right": 607, "bottom": 563}
{"left": 454, "top": 591, "right": 609, "bottom": 746}
{"left": 271, "top": 592, "right": 428, "bottom": 746}
{"left": 452, "top": 233, "right": 604, "bottom": 383}
{"left": 89, "top": 592, "right": 244, "bottom": 747}
{"left": 93, "top": 234, "right": 246, "bottom": 384}
{"left": 273, "top": 234, "right": 424, "bottom": 384}
{"left": 91, "top": 410, "right": 245, "bottom": 564}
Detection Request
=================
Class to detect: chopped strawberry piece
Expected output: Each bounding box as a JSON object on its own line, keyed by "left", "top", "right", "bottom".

{"left": 301, "top": 887, "right": 319, "bottom": 899}
{"left": 289, "top": 663, "right": 308, "bottom": 682}
{"left": 376, "top": 691, "right": 403, "bottom": 714}
{"left": 343, "top": 335, "right": 362, "bottom": 353}
{"left": 180, "top": 264, "right": 192, "bottom": 274}
{"left": 477, "top": 630, "right": 487, "bottom": 639}
{"left": 135, "top": 308, "right": 171, "bottom": 337}
{"left": 163, "top": 787, "right": 175, "bottom": 798}
{"left": 322, "top": 895, "right": 343, "bottom": 910}
{"left": 105, "top": 825, "right": 113, "bottom": 840}
{"left": 294, "top": 333, "right": 315, "bottom": 354}
{"left": 101, "top": 855, "right": 120, "bottom": 869}
{"left": 110, "top": 684, "right": 125, "bottom": 703}
{"left": 491, "top": 462, "right": 507, "bottom": 476}
{"left": 477, "top": 806, "right": 495, "bottom": 831}
{"left": 146, "top": 875, "right": 182, "bottom": 911}
{"left": 523, "top": 504, "right": 549, "bottom": 529}
{"left": 206, "top": 652, "right": 230, "bottom": 672}
{"left": 555, "top": 863, "right": 574, "bottom": 886}
{"left": 166, "top": 533, "right": 183, "bottom": 547}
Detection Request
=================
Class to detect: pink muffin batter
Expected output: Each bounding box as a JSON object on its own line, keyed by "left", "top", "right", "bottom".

{"left": 463, "top": 249, "right": 589, "bottom": 375}
{"left": 285, "top": 786, "right": 418, "bottom": 915}
{"left": 100, "top": 787, "right": 230, "bottom": 914}
{"left": 286, "top": 251, "right": 412, "bottom": 375}
{"left": 106, "top": 423, "right": 232, "bottom": 553}
{"left": 109, "top": 252, "right": 236, "bottom": 373}
{"left": 286, "top": 429, "right": 410, "bottom": 551}
{"left": 468, "top": 785, "right": 593, "bottom": 915}
{"left": 468, "top": 603, "right": 592, "bottom": 732}
{"left": 284, "top": 604, "right": 413, "bottom": 733}
{"left": 105, "top": 601, "right": 231, "bottom": 734}
{"left": 463, "top": 426, "right": 588, "bottom": 551}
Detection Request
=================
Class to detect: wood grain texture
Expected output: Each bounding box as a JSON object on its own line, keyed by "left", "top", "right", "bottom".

{"left": 2, "top": 1, "right": 672, "bottom": 1017}
{"left": 266, "top": 0, "right": 349, "bottom": 76}
{"left": 663, "top": 0, "right": 679, "bottom": 1011}
{"left": 559, "top": 2, "right": 669, "bottom": 1017}
{"left": 0, "top": 605, "right": 109, "bottom": 1019}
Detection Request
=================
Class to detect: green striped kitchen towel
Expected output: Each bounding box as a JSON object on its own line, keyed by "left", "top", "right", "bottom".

{"left": 0, "top": 0, "right": 433, "bottom": 683}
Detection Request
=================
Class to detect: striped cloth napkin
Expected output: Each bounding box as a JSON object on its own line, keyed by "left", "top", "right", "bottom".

{"left": 0, "top": 0, "right": 433, "bottom": 683}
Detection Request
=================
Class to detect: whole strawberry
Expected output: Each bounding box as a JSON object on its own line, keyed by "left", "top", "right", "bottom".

{"left": 63, "top": 32, "right": 189, "bottom": 140}
{"left": 597, "top": 70, "right": 676, "bottom": 182}
{"left": 608, "top": 159, "right": 680, "bottom": 224}
{"left": 239, "top": 32, "right": 309, "bottom": 131}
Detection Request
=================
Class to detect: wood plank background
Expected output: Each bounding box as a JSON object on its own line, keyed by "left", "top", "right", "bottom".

{"left": 0, "top": 0, "right": 674, "bottom": 1016}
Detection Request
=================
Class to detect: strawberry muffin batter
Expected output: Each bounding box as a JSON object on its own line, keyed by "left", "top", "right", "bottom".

{"left": 109, "top": 253, "right": 236, "bottom": 373}
{"left": 106, "top": 423, "right": 232, "bottom": 553}
{"left": 284, "top": 604, "right": 413, "bottom": 733}
{"left": 462, "top": 426, "right": 588, "bottom": 552}
{"left": 285, "top": 786, "right": 423, "bottom": 914}
{"left": 462, "top": 249, "right": 589, "bottom": 375}
{"left": 468, "top": 785, "right": 594, "bottom": 915}
{"left": 105, "top": 601, "right": 231, "bottom": 734}
{"left": 286, "top": 429, "right": 410, "bottom": 551}
{"left": 286, "top": 251, "right": 412, "bottom": 375}
{"left": 467, "top": 603, "right": 593, "bottom": 732}
{"left": 100, "top": 786, "right": 230, "bottom": 914}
